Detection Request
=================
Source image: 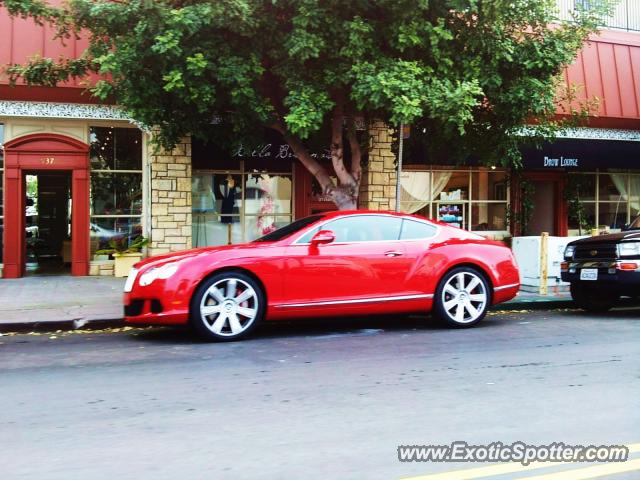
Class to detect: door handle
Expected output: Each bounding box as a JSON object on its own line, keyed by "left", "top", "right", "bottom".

{"left": 384, "top": 251, "right": 403, "bottom": 257}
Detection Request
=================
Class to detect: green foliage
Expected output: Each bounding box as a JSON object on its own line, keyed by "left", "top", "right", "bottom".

{"left": 95, "top": 236, "right": 149, "bottom": 256}
{"left": 506, "top": 178, "right": 536, "bottom": 236}
{"left": 564, "top": 175, "right": 593, "bottom": 234}
{"left": 1, "top": 0, "right": 611, "bottom": 163}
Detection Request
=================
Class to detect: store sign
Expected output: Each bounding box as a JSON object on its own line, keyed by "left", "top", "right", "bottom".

{"left": 542, "top": 156, "right": 579, "bottom": 168}
{"left": 233, "top": 143, "right": 332, "bottom": 161}
{"left": 521, "top": 139, "right": 640, "bottom": 171}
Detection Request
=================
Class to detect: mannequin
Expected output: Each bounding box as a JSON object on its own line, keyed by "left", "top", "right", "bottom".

{"left": 219, "top": 174, "right": 238, "bottom": 224}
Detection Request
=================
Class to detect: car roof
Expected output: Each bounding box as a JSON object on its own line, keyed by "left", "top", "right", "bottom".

{"left": 318, "top": 210, "right": 428, "bottom": 222}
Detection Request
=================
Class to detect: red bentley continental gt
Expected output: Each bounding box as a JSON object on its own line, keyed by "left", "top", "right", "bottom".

{"left": 124, "top": 211, "right": 520, "bottom": 341}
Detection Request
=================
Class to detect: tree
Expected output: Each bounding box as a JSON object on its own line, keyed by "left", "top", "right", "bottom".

{"left": 1, "top": 0, "right": 610, "bottom": 209}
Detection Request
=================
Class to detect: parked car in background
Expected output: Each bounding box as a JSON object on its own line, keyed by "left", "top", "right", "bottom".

{"left": 562, "top": 215, "right": 640, "bottom": 311}
{"left": 123, "top": 211, "right": 520, "bottom": 341}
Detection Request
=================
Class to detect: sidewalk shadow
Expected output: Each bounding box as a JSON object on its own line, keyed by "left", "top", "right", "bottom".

{"left": 563, "top": 306, "right": 640, "bottom": 319}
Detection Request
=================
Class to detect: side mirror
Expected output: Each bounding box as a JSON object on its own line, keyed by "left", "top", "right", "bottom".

{"left": 310, "top": 229, "right": 335, "bottom": 246}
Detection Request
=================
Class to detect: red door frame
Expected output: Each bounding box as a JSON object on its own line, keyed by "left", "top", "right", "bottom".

{"left": 2, "top": 133, "right": 90, "bottom": 278}
{"left": 513, "top": 171, "right": 568, "bottom": 237}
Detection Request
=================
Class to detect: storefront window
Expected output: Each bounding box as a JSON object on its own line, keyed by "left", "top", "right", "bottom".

{"left": 400, "top": 167, "right": 509, "bottom": 237}
{"left": 89, "top": 126, "right": 143, "bottom": 258}
{"left": 630, "top": 175, "right": 640, "bottom": 219}
{"left": 567, "top": 172, "right": 640, "bottom": 235}
{"left": 192, "top": 165, "right": 293, "bottom": 246}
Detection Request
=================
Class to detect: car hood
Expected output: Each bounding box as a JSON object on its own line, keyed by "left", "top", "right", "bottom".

{"left": 569, "top": 230, "right": 640, "bottom": 246}
{"left": 134, "top": 242, "right": 274, "bottom": 270}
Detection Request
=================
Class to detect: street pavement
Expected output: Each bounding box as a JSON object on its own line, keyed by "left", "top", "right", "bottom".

{"left": 1, "top": 308, "right": 639, "bottom": 480}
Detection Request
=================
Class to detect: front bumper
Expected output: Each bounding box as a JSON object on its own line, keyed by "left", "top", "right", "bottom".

{"left": 123, "top": 291, "right": 190, "bottom": 326}
{"left": 561, "top": 260, "right": 640, "bottom": 293}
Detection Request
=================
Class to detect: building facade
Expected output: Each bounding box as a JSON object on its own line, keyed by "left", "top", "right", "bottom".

{"left": 1, "top": 2, "right": 639, "bottom": 278}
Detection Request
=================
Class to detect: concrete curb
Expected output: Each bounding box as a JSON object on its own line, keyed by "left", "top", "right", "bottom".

{"left": 0, "top": 318, "right": 124, "bottom": 334}
{"left": 2, "top": 299, "right": 636, "bottom": 334}
{"left": 494, "top": 297, "right": 640, "bottom": 312}
{"left": 493, "top": 300, "right": 574, "bottom": 311}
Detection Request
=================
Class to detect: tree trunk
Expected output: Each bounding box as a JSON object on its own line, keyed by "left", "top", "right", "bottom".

{"left": 269, "top": 108, "right": 363, "bottom": 211}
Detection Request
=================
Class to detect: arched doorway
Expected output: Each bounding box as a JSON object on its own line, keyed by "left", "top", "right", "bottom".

{"left": 2, "top": 133, "right": 90, "bottom": 278}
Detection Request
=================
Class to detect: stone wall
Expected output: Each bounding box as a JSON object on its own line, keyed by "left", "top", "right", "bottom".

{"left": 89, "top": 260, "right": 115, "bottom": 276}
{"left": 359, "top": 121, "right": 397, "bottom": 211}
{"left": 148, "top": 136, "right": 192, "bottom": 256}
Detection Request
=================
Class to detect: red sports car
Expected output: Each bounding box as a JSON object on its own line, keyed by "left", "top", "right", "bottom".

{"left": 124, "top": 211, "right": 520, "bottom": 341}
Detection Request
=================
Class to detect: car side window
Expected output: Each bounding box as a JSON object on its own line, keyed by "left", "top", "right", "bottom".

{"left": 400, "top": 219, "right": 437, "bottom": 240}
{"left": 322, "top": 215, "right": 402, "bottom": 242}
{"left": 296, "top": 226, "right": 320, "bottom": 244}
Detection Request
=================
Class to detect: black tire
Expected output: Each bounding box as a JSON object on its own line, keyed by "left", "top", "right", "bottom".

{"left": 432, "top": 267, "right": 491, "bottom": 328}
{"left": 570, "top": 283, "right": 619, "bottom": 313}
{"left": 190, "top": 271, "right": 265, "bottom": 341}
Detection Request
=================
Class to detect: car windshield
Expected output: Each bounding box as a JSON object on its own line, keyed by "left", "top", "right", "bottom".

{"left": 253, "top": 215, "right": 324, "bottom": 242}
{"left": 629, "top": 215, "right": 640, "bottom": 230}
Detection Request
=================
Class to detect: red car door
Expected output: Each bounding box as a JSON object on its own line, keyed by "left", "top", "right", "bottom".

{"left": 281, "top": 215, "right": 413, "bottom": 306}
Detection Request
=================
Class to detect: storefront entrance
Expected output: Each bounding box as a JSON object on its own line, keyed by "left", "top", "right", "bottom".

{"left": 522, "top": 172, "right": 567, "bottom": 237}
{"left": 2, "top": 133, "right": 90, "bottom": 278}
{"left": 24, "top": 171, "right": 72, "bottom": 275}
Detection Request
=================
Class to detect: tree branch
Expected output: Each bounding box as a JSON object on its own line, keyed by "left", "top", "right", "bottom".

{"left": 267, "top": 118, "right": 331, "bottom": 191}
{"left": 330, "top": 103, "right": 354, "bottom": 187}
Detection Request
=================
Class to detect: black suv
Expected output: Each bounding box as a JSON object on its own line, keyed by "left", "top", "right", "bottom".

{"left": 561, "top": 216, "right": 640, "bottom": 312}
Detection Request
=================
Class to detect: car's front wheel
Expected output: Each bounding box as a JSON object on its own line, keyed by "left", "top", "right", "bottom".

{"left": 433, "top": 267, "right": 491, "bottom": 327}
{"left": 190, "top": 271, "right": 265, "bottom": 341}
{"left": 570, "top": 283, "right": 619, "bottom": 312}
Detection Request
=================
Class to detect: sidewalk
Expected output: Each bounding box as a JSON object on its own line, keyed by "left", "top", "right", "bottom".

{"left": 0, "top": 275, "right": 576, "bottom": 333}
{"left": 0, "top": 276, "right": 125, "bottom": 332}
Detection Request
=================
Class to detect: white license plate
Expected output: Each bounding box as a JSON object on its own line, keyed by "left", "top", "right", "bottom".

{"left": 580, "top": 268, "right": 598, "bottom": 281}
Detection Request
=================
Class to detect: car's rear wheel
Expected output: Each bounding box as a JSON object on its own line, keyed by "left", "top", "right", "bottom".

{"left": 433, "top": 267, "right": 490, "bottom": 328}
{"left": 190, "top": 271, "right": 265, "bottom": 341}
{"left": 570, "top": 283, "right": 619, "bottom": 312}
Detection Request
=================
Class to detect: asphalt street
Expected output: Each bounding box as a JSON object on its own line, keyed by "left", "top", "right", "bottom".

{"left": 1, "top": 308, "right": 639, "bottom": 480}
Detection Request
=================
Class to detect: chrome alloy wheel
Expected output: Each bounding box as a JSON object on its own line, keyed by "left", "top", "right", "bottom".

{"left": 199, "top": 277, "right": 259, "bottom": 337}
{"left": 441, "top": 271, "right": 487, "bottom": 324}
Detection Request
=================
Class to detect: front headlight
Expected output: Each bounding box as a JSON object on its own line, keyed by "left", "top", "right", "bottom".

{"left": 138, "top": 262, "right": 180, "bottom": 287}
{"left": 124, "top": 268, "right": 139, "bottom": 293}
{"left": 564, "top": 245, "right": 576, "bottom": 259}
{"left": 618, "top": 242, "right": 640, "bottom": 257}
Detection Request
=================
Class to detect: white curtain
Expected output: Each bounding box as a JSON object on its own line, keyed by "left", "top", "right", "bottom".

{"left": 610, "top": 173, "right": 640, "bottom": 212}
{"left": 400, "top": 171, "right": 452, "bottom": 214}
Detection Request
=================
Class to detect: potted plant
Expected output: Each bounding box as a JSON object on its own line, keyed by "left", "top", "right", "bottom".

{"left": 96, "top": 236, "right": 149, "bottom": 277}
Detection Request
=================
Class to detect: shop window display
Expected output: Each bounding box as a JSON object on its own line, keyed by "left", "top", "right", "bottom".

{"left": 192, "top": 173, "right": 243, "bottom": 246}
{"left": 568, "top": 172, "right": 640, "bottom": 235}
{"left": 400, "top": 168, "right": 509, "bottom": 237}
{"left": 89, "top": 126, "right": 143, "bottom": 258}
{"left": 192, "top": 168, "right": 293, "bottom": 246}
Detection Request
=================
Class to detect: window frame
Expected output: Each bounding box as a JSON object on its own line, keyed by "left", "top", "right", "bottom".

{"left": 567, "top": 170, "right": 640, "bottom": 235}
{"left": 400, "top": 166, "right": 510, "bottom": 236}
{"left": 88, "top": 125, "right": 144, "bottom": 259}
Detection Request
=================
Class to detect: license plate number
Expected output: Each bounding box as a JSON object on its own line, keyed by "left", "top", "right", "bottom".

{"left": 580, "top": 268, "right": 598, "bottom": 281}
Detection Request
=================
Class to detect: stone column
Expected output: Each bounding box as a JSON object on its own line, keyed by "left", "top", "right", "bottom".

{"left": 359, "top": 121, "right": 398, "bottom": 211}
{"left": 148, "top": 136, "right": 192, "bottom": 256}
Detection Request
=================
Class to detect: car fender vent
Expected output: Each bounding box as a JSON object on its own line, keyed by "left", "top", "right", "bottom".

{"left": 150, "top": 299, "right": 164, "bottom": 313}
